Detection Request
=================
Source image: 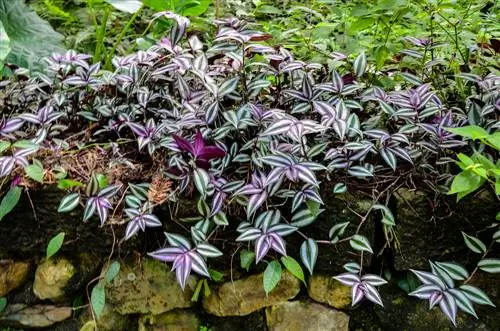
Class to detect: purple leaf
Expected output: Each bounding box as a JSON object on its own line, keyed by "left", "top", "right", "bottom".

{"left": 363, "top": 283, "right": 384, "bottom": 307}
{"left": 439, "top": 291, "right": 458, "bottom": 326}
{"left": 255, "top": 235, "right": 271, "bottom": 263}
{"left": 148, "top": 246, "right": 185, "bottom": 262}
{"left": 334, "top": 273, "right": 361, "bottom": 286}
{"left": 351, "top": 283, "right": 364, "bottom": 306}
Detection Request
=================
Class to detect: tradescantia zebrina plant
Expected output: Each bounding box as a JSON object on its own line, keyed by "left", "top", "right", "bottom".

{"left": 0, "top": 12, "right": 498, "bottom": 323}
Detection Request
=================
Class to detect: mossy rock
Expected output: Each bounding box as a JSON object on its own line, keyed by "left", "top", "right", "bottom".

{"left": 266, "top": 300, "right": 349, "bottom": 331}
{"left": 307, "top": 274, "right": 351, "bottom": 309}
{"left": 138, "top": 309, "right": 200, "bottom": 331}
{"left": 106, "top": 258, "right": 196, "bottom": 315}
{"left": 202, "top": 271, "right": 300, "bottom": 317}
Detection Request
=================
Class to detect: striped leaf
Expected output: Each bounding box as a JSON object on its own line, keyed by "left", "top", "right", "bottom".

{"left": 348, "top": 165, "right": 373, "bottom": 178}
{"left": 477, "top": 258, "right": 500, "bottom": 273}
{"left": 218, "top": 77, "right": 240, "bottom": 98}
{"left": 196, "top": 243, "right": 223, "bottom": 258}
{"left": 448, "top": 288, "right": 478, "bottom": 318}
{"left": 459, "top": 285, "right": 495, "bottom": 306}
{"left": 462, "top": 232, "right": 487, "bottom": 254}
{"left": 350, "top": 235, "right": 373, "bottom": 253}
{"left": 300, "top": 238, "right": 318, "bottom": 275}
{"left": 165, "top": 232, "right": 192, "bottom": 250}
{"left": 353, "top": 52, "right": 367, "bottom": 77}
{"left": 193, "top": 168, "right": 210, "bottom": 197}
{"left": 435, "top": 262, "right": 469, "bottom": 280}
{"left": 58, "top": 193, "right": 80, "bottom": 213}
{"left": 329, "top": 221, "right": 350, "bottom": 242}
{"left": 291, "top": 209, "right": 316, "bottom": 228}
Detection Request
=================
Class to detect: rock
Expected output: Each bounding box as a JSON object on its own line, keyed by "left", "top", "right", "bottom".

{"left": 79, "top": 303, "right": 133, "bottom": 331}
{"left": 394, "top": 188, "right": 497, "bottom": 270}
{"left": 97, "top": 304, "right": 134, "bottom": 331}
{"left": 265, "top": 301, "right": 349, "bottom": 331}
{"left": 0, "top": 260, "right": 30, "bottom": 297}
{"left": 33, "top": 253, "right": 100, "bottom": 302}
{"left": 205, "top": 310, "right": 266, "bottom": 331}
{"left": 138, "top": 309, "right": 200, "bottom": 331}
{"left": 33, "top": 257, "right": 75, "bottom": 301}
{"left": 106, "top": 258, "right": 196, "bottom": 315}
{"left": 0, "top": 303, "right": 72, "bottom": 328}
{"left": 202, "top": 271, "right": 300, "bottom": 316}
{"left": 307, "top": 274, "right": 351, "bottom": 309}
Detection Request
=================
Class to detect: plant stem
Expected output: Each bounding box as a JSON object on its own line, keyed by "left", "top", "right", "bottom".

{"left": 94, "top": 7, "right": 110, "bottom": 63}
{"left": 104, "top": 6, "right": 144, "bottom": 69}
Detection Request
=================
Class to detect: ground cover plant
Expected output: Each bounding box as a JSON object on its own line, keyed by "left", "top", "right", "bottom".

{"left": 0, "top": 2, "right": 499, "bottom": 328}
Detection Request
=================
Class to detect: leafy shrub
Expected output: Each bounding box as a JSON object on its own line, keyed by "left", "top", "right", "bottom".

{"left": 0, "top": 12, "right": 498, "bottom": 324}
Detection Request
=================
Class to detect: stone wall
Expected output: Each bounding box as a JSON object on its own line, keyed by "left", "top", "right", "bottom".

{"left": 0, "top": 187, "right": 498, "bottom": 330}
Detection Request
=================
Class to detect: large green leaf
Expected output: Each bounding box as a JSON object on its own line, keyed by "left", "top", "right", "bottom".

{"left": 0, "top": 20, "right": 10, "bottom": 69}
{"left": 144, "top": 0, "right": 210, "bottom": 16}
{"left": 0, "top": 0, "right": 65, "bottom": 72}
{"left": 104, "top": 0, "right": 143, "bottom": 14}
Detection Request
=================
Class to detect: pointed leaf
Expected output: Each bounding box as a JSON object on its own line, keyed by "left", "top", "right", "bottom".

{"left": 462, "top": 232, "right": 487, "bottom": 254}
{"left": 46, "top": 232, "right": 65, "bottom": 258}
{"left": 300, "top": 238, "right": 318, "bottom": 275}
{"left": 281, "top": 256, "right": 305, "bottom": 284}
{"left": 58, "top": 193, "right": 80, "bottom": 213}
{"left": 350, "top": 235, "right": 373, "bottom": 253}
{"left": 263, "top": 260, "right": 282, "bottom": 294}
{"left": 477, "top": 258, "right": 500, "bottom": 273}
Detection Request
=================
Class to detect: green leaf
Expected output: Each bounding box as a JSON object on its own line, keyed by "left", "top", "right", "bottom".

{"left": 461, "top": 232, "right": 486, "bottom": 254}
{"left": 0, "top": 140, "right": 10, "bottom": 153}
{"left": 486, "top": 132, "right": 500, "bottom": 151}
{"left": 208, "top": 268, "right": 224, "bottom": 282}
{"left": 25, "top": 164, "right": 44, "bottom": 183}
{"left": 12, "top": 140, "right": 39, "bottom": 150}
{"left": 240, "top": 249, "right": 255, "bottom": 271}
{"left": 350, "top": 234, "right": 373, "bottom": 253}
{"left": 445, "top": 126, "right": 489, "bottom": 140}
{"left": 104, "top": 261, "right": 120, "bottom": 284}
{"left": 191, "top": 279, "right": 203, "bottom": 302}
{"left": 0, "top": 297, "right": 6, "bottom": 313}
{"left": 46, "top": 232, "right": 65, "bottom": 258}
{"left": 448, "top": 171, "right": 483, "bottom": 197}
{"left": 263, "top": 260, "right": 282, "bottom": 294}
{"left": 144, "top": 0, "right": 210, "bottom": 16}
{"left": 57, "top": 179, "right": 84, "bottom": 190}
{"left": 477, "top": 258, "right": 500, "bottom": 273}
{"left": 0, "top": 186, "right": 22, "bottom": 222}
{"left": 96, "top": 174, "right": 108, "bottom": 190}
{"left": 0, "top": 0, "right": 65, "bottom": 71}
{"left": 281, "top": 256, "right": 305, "bottom": 284}
{"left": 104, "top": 0, "right": 142, "bottom": 13}
{"left": 0, "top": 20, "right": 10, "bottom": 66}
{"left": 57, "top": 193, "right": 80, "bottom": 213}
{"left": 374, "top": 45, "right": 388, "bottom": 70}
{"left": 91, "top": 283, "right": 106, "bottom": 318}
